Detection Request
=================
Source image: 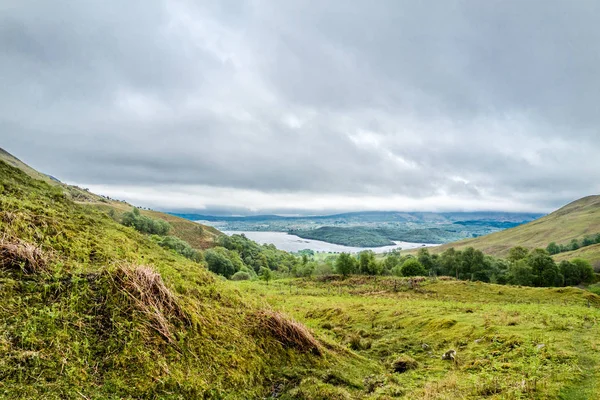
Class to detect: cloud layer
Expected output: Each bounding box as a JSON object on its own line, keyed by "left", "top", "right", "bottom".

{"left": 2, "top": 0, "right": 599, "bottom": 213}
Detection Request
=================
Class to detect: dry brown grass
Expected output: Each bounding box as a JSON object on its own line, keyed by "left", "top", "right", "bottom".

{"left": 256, "top": 310, "right": 321, "bottom": 355}
{"left": 0, "top": 236, "right": 49, "bottom": 274}
{"left": 114, "top": 264, "right": 187, "bottom": 343}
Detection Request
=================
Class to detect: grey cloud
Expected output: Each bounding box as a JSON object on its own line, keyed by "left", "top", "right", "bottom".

{"left": 1, "top": 0, "right": 599, "bottom": 213}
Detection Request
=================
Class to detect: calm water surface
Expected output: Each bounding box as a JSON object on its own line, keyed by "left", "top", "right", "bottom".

{"left": 222, "top": 230, "right": 436, "bottom": 253}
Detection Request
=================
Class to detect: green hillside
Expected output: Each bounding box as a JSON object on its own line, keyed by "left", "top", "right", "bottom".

{"left": 2, "top": 157, "right": 600, "bottom": 398}
{"left": 429, "top": 196, "right": 600, "bottom": 264}
{"left": 0, "top": 148, "right": 221, "bottom": 250}
{"left": 0, "top": 159, "right": 372, "bottom": 398}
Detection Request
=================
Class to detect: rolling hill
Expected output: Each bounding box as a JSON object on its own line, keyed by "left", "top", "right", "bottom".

{"left": 0, "top": 147, "right": 221, "bottom": 249}
{"left": 429, "top": 195, "right": 600, "bottom": 264}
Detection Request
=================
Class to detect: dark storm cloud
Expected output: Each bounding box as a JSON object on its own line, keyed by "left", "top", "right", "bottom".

{"left": 1, "top": 0, "right": 599, "bottom": 212}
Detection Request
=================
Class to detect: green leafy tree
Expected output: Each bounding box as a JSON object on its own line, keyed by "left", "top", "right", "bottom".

{"left": 527, "top": 249, "right": 560, "bottom": 286}
{"left": 439, "top": 248, "right": 459, "bottom": 277}
{"left": 460, "top": 247, "right": 487, "bottom": 281}
{"left": 569, "top": 239, "right": 580, "bottom": 251}
{"left": 358, "top": 250, "right": 381, "bottom": 275}
{"left": 508, "top": 246, "right": 529, "bottom": 262}
{"left": 561, "top": 259, "right": 594, "bottom": 286}
{"left": 259, "top": 266, "right": 273, "bottom": 285}
{"left": 508, "top": 260, "right": 534, "bottom": 286}
{"left": 400, "top": 258, "right": 426, "bottom": 277}
{"left": 546, "top": 242, "right": 560, "bottom": 255}
{"left": 335, "top": 253, "right": 357, "bottom": 277}
{"left": 204, "top": 248, "right": 238, "bottom": 278}
{"left": 383, "top": 253, "right": 401, "bottom": 274}
{"left": 417, "top": 248, "right": 436, "bottom": 272}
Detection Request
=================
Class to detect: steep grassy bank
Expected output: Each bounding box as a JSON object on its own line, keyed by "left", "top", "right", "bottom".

{"left": 238, "top": 277, "right": 600, "bottom": 399}
{"left": 0, "top": 161, "right": 364, "bottom": 398}
{"left": 0, "top": 147, "right": 220, "bottom": 250}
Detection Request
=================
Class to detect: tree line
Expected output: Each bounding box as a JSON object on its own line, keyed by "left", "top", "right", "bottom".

{"left": 329, "top": 246, "right": 596, "bottom": 287}
{"left": 546, "top": 233, "right": 600, "bottom": 255}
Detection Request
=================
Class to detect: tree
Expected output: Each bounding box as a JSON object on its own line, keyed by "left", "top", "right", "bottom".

{"left": 546, "top": 242, "right": 560, "bottom": 255}
{"left": 561, "top": 259, "right": 594, "bottom": 286}
{"left": 508, "top": 246, "right": 529, "bottom": 262}
{"left": 569, "top": 239, "right": 580, "bottom": 251}
{"left": 259, "top": 266, "right": 273, "bottom": 285}
{"left": 460, "top": 247, "right": 486, "bottom": 281}
{"left": 527, "top": 249, "right": 560, "bottom": 286}
{"left": 383, "top": 253, "right": 401, "bottom": 274}
{"left": 417, "top": 248, "right": 436, "bottom": 272}
{"left": 204, "top": 248, "right": 238, "bottom": 278}
{"left": 508, "top": 260, "right": 534, "bottom": 286}
{"left": 336, "top": 253, "right": 357, "bottom": 277}
{"left": 358, "top": 250, "right": 381, "bottom": 275}
{"left": 582, "top": 236, "right": 596, "bottom": 247}
{"left": 439, "top": 248, "right": 459, "bottom": 277}
{"left": 400, "top": 259, "right": 426, "bottom": 277}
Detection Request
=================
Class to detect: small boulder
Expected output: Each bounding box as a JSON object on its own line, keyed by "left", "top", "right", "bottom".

{"left": 441, "top": 349, "right": 456, "bottom": 361}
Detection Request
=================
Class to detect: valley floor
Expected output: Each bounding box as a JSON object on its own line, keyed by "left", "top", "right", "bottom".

{"left": 237, "top": 277, "right": 600, "bottom": 399}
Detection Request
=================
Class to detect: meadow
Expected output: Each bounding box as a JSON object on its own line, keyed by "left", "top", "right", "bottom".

{"left": 238, "top": 276, "right": 600, "bottom": 399}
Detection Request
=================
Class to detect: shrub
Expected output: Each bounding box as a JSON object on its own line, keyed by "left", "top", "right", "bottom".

{"left": 153, "top": 235, "right": 202, "bottom": 262}
{"left": 231, "top": 271, "right": 251, "bottom": 281}
{"left": 205, "top": 248, "right": 239, "bottom": 278}
{"left": 122, "top": 208, "right": 170, "bottom": 235}
{"left": 400, "top": 259, "right": 426, "bottom": 277}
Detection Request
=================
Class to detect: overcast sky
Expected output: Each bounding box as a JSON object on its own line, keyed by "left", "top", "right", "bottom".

{"left": 2, "top": 0, "right": 599, "bottom": 215}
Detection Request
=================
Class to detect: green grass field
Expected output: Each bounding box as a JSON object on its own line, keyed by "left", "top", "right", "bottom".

{"left": 237, "top": 277, "right": 600, "bottom": 399}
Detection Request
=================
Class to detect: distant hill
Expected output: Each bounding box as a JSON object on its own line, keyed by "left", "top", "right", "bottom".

{"left": 0, "top": 147, "right": 221, "bottom": 249}
{"left": 173, "top": 210, "right": 543, "bottom": 224}
{"left": 174, "top": 210, "right": 543, "bottom": 247}
{"left": 430, "top": 195, "right": 600, "bottom": 264}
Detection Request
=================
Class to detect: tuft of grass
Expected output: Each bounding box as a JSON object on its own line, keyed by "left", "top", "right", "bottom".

{"left": 391, "top": 355, "right": 418, "bottom": 373}
{"left": 255, "top": 310, "right": 321, "bottom": 355}
{"left": 114, "top": 264, "right": 188, "bottom": 343}
{"left": 0, "top": 236, "right": 49, "bottom": 274}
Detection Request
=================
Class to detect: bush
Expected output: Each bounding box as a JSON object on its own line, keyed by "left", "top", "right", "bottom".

{"left": 231, "top": 271, "right": 251, "bottom": 281}
{"left": 153, "top": 235, "right": 202, "bottom": 262}
{"left": 205, "top": 248, "right": 239, "bottom": 279}
{"left": 122, "top": 208, "right": 170, "bottom": 235}
{"left": 400, "top": 259, "right": 426, "bottom": 277}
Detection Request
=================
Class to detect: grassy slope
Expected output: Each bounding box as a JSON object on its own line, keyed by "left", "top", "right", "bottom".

{"left": 427, "top": 195, "right": 600, "bottom": 263}
{"left": 0, "top": 160, "right": 372, "bottom": 399}
{"left": 238, "top": 277, "right": 600, "bottom": 399}
{"left": 0, "top": 147, "right": 221, "bottom": 250}
{"left": 90, "top": 202, "right": 222, "bottom": 250}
